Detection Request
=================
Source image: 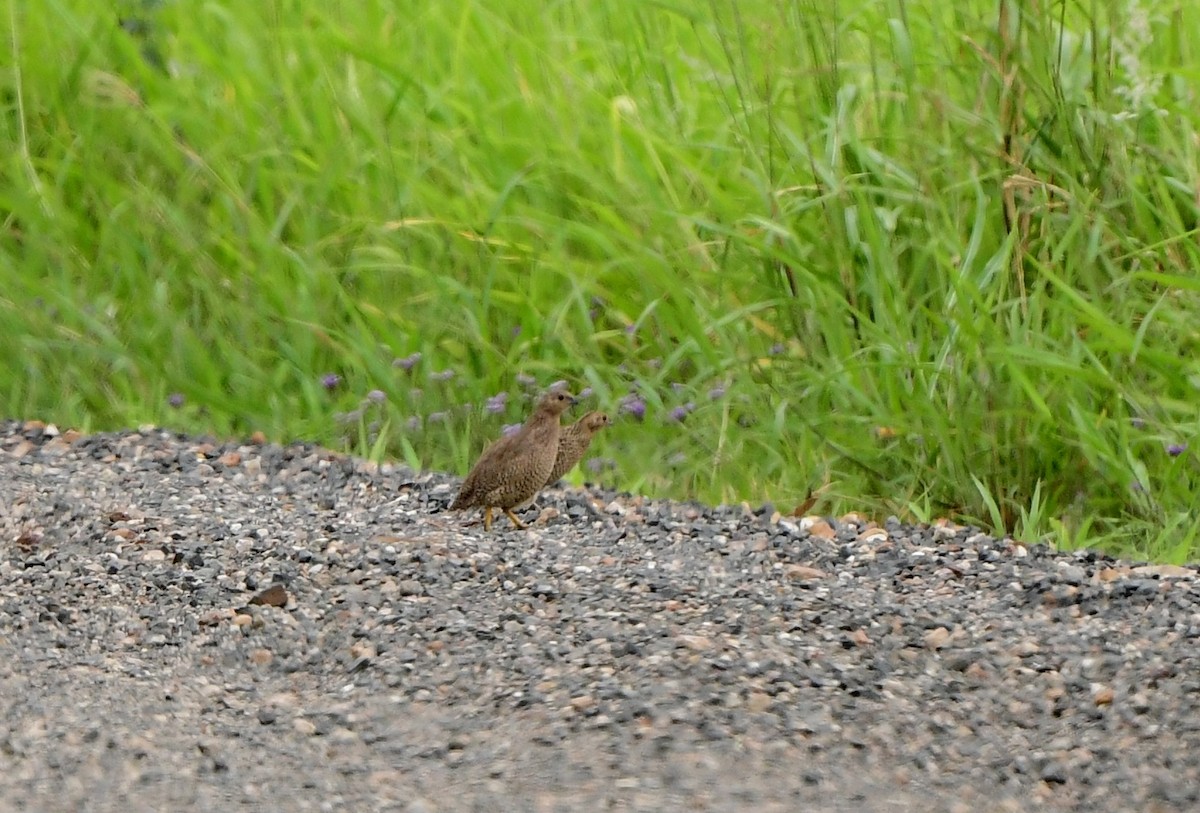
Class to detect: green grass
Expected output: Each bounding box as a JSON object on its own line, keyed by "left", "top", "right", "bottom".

{"left": 3, "top": 0, "right": 1199, "bottom": 561}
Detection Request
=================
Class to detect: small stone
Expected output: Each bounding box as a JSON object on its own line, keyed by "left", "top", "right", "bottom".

{"left": 1131, "top": 564, "right": 1194, "bottom": 579}
{"left": 330, "top": 727, "right": 359, "bottom": 744}
{"left": 677, "top": 635, "right": 712, "bottom": 652}
{"left": 1092, "top": 684, "right": 1115, "bottom": 706}
{"left": 802, "top": 519, "right": 836, "bottom": 540}
{"left": 532, "top": 583, "right": 559, "bottom": 600}
{"left": 198, "top": 609, "right": 234, "bottom": 626}
{"left": 249, "top": 584, "right": 288, "bottom": 607}
{"left": 397, "top": 580, "right": 424, "bottom": 597}
{"left": 141, "top": 549, "right": 167, "bottom": 563}
{"left": 1013, "top": 640, "right": 1041, "bottom": 657}
{"left": 747, "top": 692, "right": 772, "bottom": 713}
{"left": 932, "top": 518, "right": 964, "bottom": 537}
{"left": 785, "top": 565, "right": 829, "bottom": 581}
{"left": 965, "top": 662, "right": 989, "bottom": 680}
{"left": 293, "top": 718, "right": 317, "bottom": 736}
{"left": 233, "top": 614, "right": 254, "bottom": 627}
{"left": 569, "top": 695, "right": 596, "bottom": 713}
{"left": 1040, "top": 762, "right": 1068, "bottom": 784}
{"left": 924, "top": 627, "right": 952, "bottom": 650}
{"left": 249, "top": 649, "right": 273, "bottom": 666}
{"left": 944, "top": 652, "right": 975, "bottom": 672}
{"left": 857, "top": 527, "right": 889, "bottom": 543}
{"left": 1058, "top": 565, "right": 1087, "bottom": 585}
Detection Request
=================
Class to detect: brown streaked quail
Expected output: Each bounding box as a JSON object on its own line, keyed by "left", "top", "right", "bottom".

{"left": 449, "top": 389, "right": 576, "bottom": 531}
{"left": 545, "top": 411, "right": 611, "bottom": 485}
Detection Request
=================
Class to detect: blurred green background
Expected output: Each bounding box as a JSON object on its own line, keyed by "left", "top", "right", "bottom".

{"left": 3, "top": 0, "right": 1199, "bottom": 559}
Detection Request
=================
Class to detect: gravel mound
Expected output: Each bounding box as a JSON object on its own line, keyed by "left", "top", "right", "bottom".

{"left": 2, "top": 420, "right": 1198, "bottom": 812}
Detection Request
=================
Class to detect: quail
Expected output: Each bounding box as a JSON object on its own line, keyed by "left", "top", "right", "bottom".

{"left": 449, "top": 389, "right": 576, "bottom": 531}
{"left": 545, "top": 411, "right": 611, "bottom": 485}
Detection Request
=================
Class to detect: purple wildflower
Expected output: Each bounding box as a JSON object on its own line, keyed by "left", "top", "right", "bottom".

{"left": 485, "top": 392, "right": 509, "bottom": 414}
{"left": 366, "top": 389, "right": 387, "bottom": 404}
{"left": 1167, "top": 443, "right": 1187, "bottom": 457}
{"left": 427, "top": 411, "right": 448, "bottom": 423}
{"left": 393, "top": 352, "right": 422, "bottom": 370}
{"left": 668, "top": 406, "right": 689, "bottom": 422}
{"left": 516, "top": 373, "right": 537, "bottom": 388}
{"left": 167, "top": 393, "right": 185, "bottom": 408}
{"left": 501, "top": 423, "right": 521, "bottom": 437}
{"left": 1130, "top": 417, "right": 1146, "bottom": 429}
{"left": 624, "top": 324, "right": 637, "bottom": 336}
{"left": 404, "top": 416, "right": 421, "bottom": 432}
{"left": 769, "top": 342, "right": 785, "bottom": 355}
{"left": 708, "top": 385, "right": 726, "bottom": 400}
{"left": 671, "top": 382, "right": 685, "bottom": 394}
{"left": 667, "top": 452, "right": 687, "bottom": 466}
{"left": 620, "top": 394, "right": 646, "bottom": 421}
{"left": 430, "top": 369, "right": 455, "bottom": 382}
{"left": 321, "top": 373, "right": 342, "bottom": 391}
{"left": 511, "top": 325, "right": 522, "bottom": 337}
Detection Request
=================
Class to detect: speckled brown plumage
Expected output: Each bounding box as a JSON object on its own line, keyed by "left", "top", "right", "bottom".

{"left": 545, "top": 411, "right": 610, "bottom": 485}
{"left": 450, "top": 390, "right": 575, "bottom": 531}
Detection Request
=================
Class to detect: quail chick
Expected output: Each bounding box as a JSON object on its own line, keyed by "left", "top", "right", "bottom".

{"left": 545, "top": 411, "right": 611, "bottom": 485}
{"left": 449, "top": 389, "right": 575, "bottom": 531}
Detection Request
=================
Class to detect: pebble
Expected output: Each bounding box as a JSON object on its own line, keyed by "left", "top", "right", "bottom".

{"left": 1, "top": 420, "right": 1198, "bottom": 812}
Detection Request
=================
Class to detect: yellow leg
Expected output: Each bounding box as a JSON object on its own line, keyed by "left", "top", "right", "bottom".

{"left": 504, "top": 509, "right": 527, "bottom": 530}
{"left": 483, "top": 507, "right": 493, "bottom": 532}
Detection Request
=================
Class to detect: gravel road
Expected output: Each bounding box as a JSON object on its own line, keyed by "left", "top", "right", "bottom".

{"left": 2, "top": 420, "right": 1198, "bottom": 812}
